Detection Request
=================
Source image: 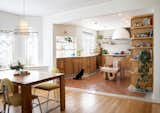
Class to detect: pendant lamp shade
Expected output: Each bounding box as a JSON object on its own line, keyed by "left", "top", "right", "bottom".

{"left": 112, "top": 28, "right": 130, "bottom": 40}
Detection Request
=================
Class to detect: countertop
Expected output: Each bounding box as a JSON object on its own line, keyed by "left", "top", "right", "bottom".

{"left": 56, "top": 53, "right": 99, "bottom": 59}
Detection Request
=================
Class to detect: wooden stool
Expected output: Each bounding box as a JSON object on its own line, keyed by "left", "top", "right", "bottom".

{"left": 100, "top": 67, "right": 120, "bottom": 80}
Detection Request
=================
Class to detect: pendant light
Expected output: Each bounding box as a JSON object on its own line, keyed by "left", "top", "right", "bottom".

{"left": 112, "top": 28, "right": 130, "bottom": 40}
{"left": 14, "top": 0, "right": 36, "bottom": 35}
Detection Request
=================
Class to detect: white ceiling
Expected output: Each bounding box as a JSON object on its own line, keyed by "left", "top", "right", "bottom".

{"left": 65, "top": 9, "right": 153, "bottom": 30}
{"left": 0, "top": 0, "right": 111, "bottom": 16}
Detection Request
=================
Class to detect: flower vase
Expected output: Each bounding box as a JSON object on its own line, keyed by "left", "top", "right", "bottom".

{"left": 14, "top": 70, "right": 21, "bottom": 76}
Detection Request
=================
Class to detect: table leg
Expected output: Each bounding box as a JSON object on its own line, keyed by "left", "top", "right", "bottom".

{"left": 60, "top": 75, "right": 65, "bottom": 111}
{"left": 21, "top": 85, "right": 32, "bottom": 113}
{"left": 13, "top": 84, "right": 19, "bottom": 93}
{"left": 105, "top": 72, "right": 108, "bottom": 80}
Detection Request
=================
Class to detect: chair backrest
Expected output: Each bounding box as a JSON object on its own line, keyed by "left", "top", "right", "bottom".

{"left": 1, "top": 78, "right": 14, "bottom": 94}
{"left": 51, "top": 67, "right": 60, "bottom": 73}
{"left": 1, "top": 78, "right": 14, "bottom": 103}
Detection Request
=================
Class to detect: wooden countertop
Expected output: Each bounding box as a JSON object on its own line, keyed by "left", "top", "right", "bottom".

{"left": 56, "top": 53, "right": 99, "bottom": 59}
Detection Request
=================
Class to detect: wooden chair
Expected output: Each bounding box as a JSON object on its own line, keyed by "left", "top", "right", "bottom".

{"left": 100, "top": 60, "right": 121, "bottom": 80}
{"left": 0, "top": 87, "right": 4, "bottom": 113}
{"left": 34, "top": 83, "right": 59, "bottom": 112}
{"left": 1, "top": 78, "right": 42, "bottom": 113}
{"left": 34, "top": 68, "right": 60, "bottom": 112}
{"left": 100, "top": 66, "right": 120, "bottom": 80}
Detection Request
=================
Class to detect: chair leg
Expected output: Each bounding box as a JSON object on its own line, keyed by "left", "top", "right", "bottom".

{"left": 37, "top": 98, "right": 42, "bottom": 113}
{"left": 53, "top": 88, "right": 60, "bottom": 102}
{"left": 7, "top": 105, "right": 9, "bottom": 113}
{"left": 54, "top": 90, "right": 56, "bottom": 99}
{"left": 46, "top": 91, "right": 50, "bottom": 112}
{"left": 3, "top": 103, "right": 6, "bottom": 113}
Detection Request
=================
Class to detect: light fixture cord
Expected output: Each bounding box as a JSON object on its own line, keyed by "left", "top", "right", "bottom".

{"left": 23, "top": 0, "right": 25, "bottom": 17}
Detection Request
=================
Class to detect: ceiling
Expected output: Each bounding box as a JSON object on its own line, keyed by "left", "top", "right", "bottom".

{"left": 0, "top": 0, "right": 111, "bottom": 16}
{"left": 65, "top": 9, "right": 153, "bottom": 30}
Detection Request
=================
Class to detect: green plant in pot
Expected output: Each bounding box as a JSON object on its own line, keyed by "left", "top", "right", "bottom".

{"left": 97, "top": 35, "right": 103, "bottom": 40}
{"left": 136, "top": 50, "right": 151, "bottom": 92}
{"left": 102, "top": 49, "right": 108, "bottom": 54}
{"left": 77, "top": 49, "right": 82, "bottom": 56}
{"left": 64, "top": 36, "right": 72, "bottom": 43}
{"left": 10, "top": 61, "right": 24, "bottom": 71}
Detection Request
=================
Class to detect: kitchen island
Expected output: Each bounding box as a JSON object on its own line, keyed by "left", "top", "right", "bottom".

{"left": 56, "top": 54, "right": 99, "bottom": 76}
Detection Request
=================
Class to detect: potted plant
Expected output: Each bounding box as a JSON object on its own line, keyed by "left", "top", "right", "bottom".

{"left": 97, "top": 35, "right": 103, "bottom": 40}
{"left": 64, "top": 36, "right": 72, "bottom": 43}
{"left": 10, "top": 61, "right": 24, "bottom": 72}
{"left": 77, "top": 49, "right": 82, "bottom": 56}
{"left": 136, "top": 50, "right": 151, "bottom": 92}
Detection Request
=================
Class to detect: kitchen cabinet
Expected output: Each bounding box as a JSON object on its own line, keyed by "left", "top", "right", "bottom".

{"left": 57, "top": 58, "right": 65, "bottom": 73}
{"left": 56, "top": 55, "right": 98, "bottom": 76}
{"left": 90, "top": 56, "right": 96, "bottom": 73}
{"left": 64, "top": 58, "right": 74, "bottom": 75}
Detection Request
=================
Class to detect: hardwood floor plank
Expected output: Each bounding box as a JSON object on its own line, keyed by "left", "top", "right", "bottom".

{"left": 65, "top": 72, "right": 145, "bottom": 97}
{"left": 0, "top": 89, "right": 160, "bottom": 113}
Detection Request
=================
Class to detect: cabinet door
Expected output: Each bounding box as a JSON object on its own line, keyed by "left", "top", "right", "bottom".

{"left": 64, "top": 58, "right": 73, "bottom": 74}
{"left": 90, "top": 56, "right": 97, "bottom": 73}
{"left": 73, "top": 58, "right": 82, "bottom": 74}
{"left": 57, "top": 59, "right": 64, "bottom": 73}
{"left": 81, "top": 57, "right": 89, "bottom": 73}
{"left": 96, "top": 55, "right": 102, "bottom": 68}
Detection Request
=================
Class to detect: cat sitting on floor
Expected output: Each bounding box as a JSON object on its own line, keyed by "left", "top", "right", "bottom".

{"left": 73, "top": 69, "right": 84, "bottom": 80}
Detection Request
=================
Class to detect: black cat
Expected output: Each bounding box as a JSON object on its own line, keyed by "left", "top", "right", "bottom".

{"left": 73, "top": 69, "right": 84, "bottom": 80}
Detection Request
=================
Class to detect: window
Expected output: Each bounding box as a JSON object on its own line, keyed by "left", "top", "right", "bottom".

{"left": 0, "top": 32, "right": 14, "bottom": 67}
{"left": 56, "top": 36, "right": 76, "bottom": 57}
{"left": 0, "top": 31, "right": 39, "bottom": 68}
{"left": 81, "top": 31, "right": 96, "bottom": 55}
{"left": 25, "top": 33, "right": 39, "bottom": 66}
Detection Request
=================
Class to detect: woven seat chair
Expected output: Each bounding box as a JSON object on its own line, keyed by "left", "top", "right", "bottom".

{"left": 1, "top": 78, "right": 42, "bottom": 113}
{"left": 34, "top": 67, "right": 60, "bottom": 112}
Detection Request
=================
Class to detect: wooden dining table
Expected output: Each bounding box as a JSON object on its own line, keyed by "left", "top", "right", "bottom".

{"left": 0, "top": 70, "right": 65, "bottom": 113}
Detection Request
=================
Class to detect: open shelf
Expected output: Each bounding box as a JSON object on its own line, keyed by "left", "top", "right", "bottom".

{"left": 131, "top": 47, "right": 152, "bottom": 49}
{"left": 131, "top": 14, "right": 153, "bottom": 19}
{"left": 130, "top": 58, "right": 152, "bottom": 62}
{"left": 130, "top": 14, "right": 153, "bottom": 90}
{"left": 131, "top": 37, "right": 153, "bottom": 40}
{"left": 131, "top": 25, "right": 153, "bottom": 29}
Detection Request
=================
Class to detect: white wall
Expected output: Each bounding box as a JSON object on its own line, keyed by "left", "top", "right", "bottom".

{"left": 0, "top": 11, "right": 43, "bottom": 65}
{"left": 42, "top": 0, "right": 160, "bottom": 99}
{"left": 153, "top": 6, "right": 160, "bottom": 99}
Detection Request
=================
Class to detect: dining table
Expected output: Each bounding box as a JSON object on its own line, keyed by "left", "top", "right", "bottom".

{"left": 0, "top": 70, "right": 65, "bottom": 113}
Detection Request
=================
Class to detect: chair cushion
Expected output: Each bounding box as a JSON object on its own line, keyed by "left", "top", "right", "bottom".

{"left": 35, "top": 83, "right": 59, "bottom": 91}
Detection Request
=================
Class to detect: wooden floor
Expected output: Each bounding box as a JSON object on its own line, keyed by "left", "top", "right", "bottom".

{"left": 0, "top": 89, "right": 160, "bottom": 113}
{"left": 66, "top": 72, "right": 145, "bottom": 97}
